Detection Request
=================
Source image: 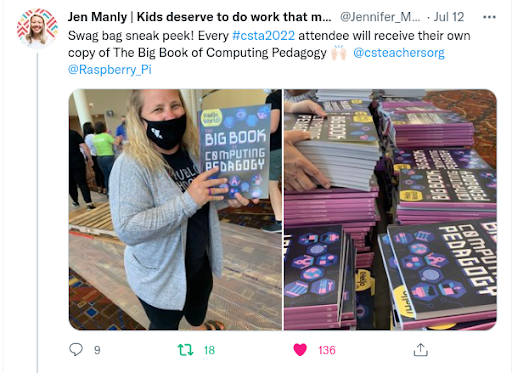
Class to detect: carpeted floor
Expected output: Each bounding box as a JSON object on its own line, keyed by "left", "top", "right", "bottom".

{"left": 424, "top": 90, "right": 497, "bottom": 168}
{"left": 69, "top": 197, "right": 278, "bottom": 330}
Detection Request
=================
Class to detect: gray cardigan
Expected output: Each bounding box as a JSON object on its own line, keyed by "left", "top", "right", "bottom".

{"left": 109, "top": 152, "right": 228, "bottom": 310}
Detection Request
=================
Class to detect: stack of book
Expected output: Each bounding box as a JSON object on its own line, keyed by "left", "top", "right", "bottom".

{"left": 374, "top": 89, "right": 426, "bottom": 99}
{"left": 283, "top": 225, "right": 357, "bottom": 330}
{"left": 284, "top": 175, "right": 380, "bottom": 254}
{"left": 316, "top": 89, "right": 372, "bottom": 102}
{"left": 284, "top": 113, "right": 381, "bottom": 191}
{"left": 395, "top": 169, "right": 497, "bottom": 225}
{"left": 378, "top": 217, "right": 497, "bottom": 330}
{"left": 390, "top": 149, "right": 491, "bottom": 181}
{"left": 387, "top": 112, "right": 475, "bottom": 149}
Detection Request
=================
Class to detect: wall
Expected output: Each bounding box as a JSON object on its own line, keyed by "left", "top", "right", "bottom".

{"left": 200, "top": 89, "right": 268, "bottom": 110}
{"left": 69, "top": 89, "right": 131, "bottom": 132}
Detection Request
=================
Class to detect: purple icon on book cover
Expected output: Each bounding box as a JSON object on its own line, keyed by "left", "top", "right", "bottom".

{"left": 316, "top": 254, "right": 338, "bottom": 267}
{"left": 307, "top": 244, "right": 328, "bottom": 256}
{"left": 240, "top": 182, "right": 250, "bottom": 192}
{"left": 480, "top": 172, "right": 495, "bottom": 179}
{"left": 229, "top": 187, "right": 240, "bottom": 198}
{"left": 438, "top": 280, "right": 466, "bottom": 298}
{"left": 402, "top": 255, "right": 425, "bottom": 270}
{"left": 420, "top": 268, "right": 444, "bottom": 283}
{"left": 408, "top": 243, "right": 430, "bottom": 255}
{"left": 388, "top": 257, "right": 398, "bottom": 269}
{"left": 246, "top": 114, "right": 258, "bottom": 127}
{"left": 311, "top": 278, "right": 336, "bottom": 295}
{"left": 236, "top": 108, "right": 247, "bottom": 121}
{"left": 229, "top": 175, "right": 241, "bottom": 186}
{"left": 410, "top": 175, "right": 424, "bottom": 180}
{"left": 414, "top": 231, "right": 435, "bottom": 242}
{"left": 301, "top": 267, "right": 324, "bottom": 281}
{"left": 320, "top": 232, "right": 340, "bottom": 244}
{"left": 223, "top": 116, "right": 235, "bottom": 129}
{"left": 382, "top": 235, "right": 391, "bottom": 245}
{"left": 411, "top": 283, "right": 438, "bottom": 301}
{"left": 257, "top": 105, "right": 270, "bottom": 119}
{"left": 357, "top": 304, "right": 369, "bottom": 318}
{"left": 284, "top": 281, "right": 309, "bottom": 298}
{"left": 393, "top": 232, "right": 414, "bottom": 245}
{"left": 252, "top": 174, "right": 263, "bottom": 186}
{"left": 292, "top": 255, "right": 314, "bottom": 270}
{"left": 251, "top": 187, "right": 262, "bottom": 198}
{"left": 299, "top": 234, "right": 318, "bottom": 245}
{"left": 424, "top": 252, "right": 448, "bottom": 268}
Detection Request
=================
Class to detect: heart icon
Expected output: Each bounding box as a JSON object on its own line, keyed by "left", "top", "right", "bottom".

{"left": 293, "top": 343, "right": 307, "bottom": 356}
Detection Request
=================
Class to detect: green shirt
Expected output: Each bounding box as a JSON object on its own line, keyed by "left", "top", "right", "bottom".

{"left": 93, "top": 133, "right": 115, "bottom": 156}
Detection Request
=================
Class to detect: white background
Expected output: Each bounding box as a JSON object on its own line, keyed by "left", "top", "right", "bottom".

{"left": 1, "top": 1, "right": 511, "bottom": 372}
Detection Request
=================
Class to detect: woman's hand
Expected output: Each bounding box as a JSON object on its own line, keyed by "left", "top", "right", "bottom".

{"left": 284, "top": 131, "right": 330, "bottom": 192}
{"left": 187, "top": 167, "right": 229, "bottom": 207}
{"left": 226, "top": 193, "right": 259, "bottom": 208}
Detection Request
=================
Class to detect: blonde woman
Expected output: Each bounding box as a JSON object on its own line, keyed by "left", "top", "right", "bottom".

{"left": 22, "top": 14, "right": 53, "bottom": 49}
{"left": 110, "top": 89, "right": 258, "bottom": 330}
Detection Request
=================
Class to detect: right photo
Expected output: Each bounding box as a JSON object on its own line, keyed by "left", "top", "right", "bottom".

{"left": 283, "top": 89, "right": 497, "bottom": 331}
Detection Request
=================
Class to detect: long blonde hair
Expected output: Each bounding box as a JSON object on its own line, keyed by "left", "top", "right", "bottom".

{"left": 25, "top": 15, "right": 48, "bottom": 45}
{"left": 125, "top": 89, "right": 199, "bottom": 174}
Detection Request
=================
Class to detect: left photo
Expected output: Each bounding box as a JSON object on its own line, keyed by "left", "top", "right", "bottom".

{"left": 68, "top": 89, "right": 282, "bottom": 330}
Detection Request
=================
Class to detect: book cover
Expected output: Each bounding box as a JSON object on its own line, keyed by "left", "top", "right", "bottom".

{"left": 355, "top": 269, "right": 374, "bottom": 330}
{"left": 389, "top": 112, "right": 473, "bottom": 129}
{"left": 284, "top": 225, "right": 345, "bottom": 314}
{"left": 341, "top": 238, "right": 356, "bottom": 320}
{"left": 393, "top": 149, "right": 490, "bottom": 176}
{"left": 388, "top": 106, "right": 451, "bottom": 114}
{"left": 320, "top": 99, "right": 372, "bottom": 113}
{"left": 398, "top": 169, "right": 497, "bottom": 210}
{"left": 387, "top": 218, "right": 497, "bottom": 320}
{"left": 198, "top": 104, "right": 271, "bottom": 199}
{"left": 377, "top": 234, "right": 417, "bottom": 328}
{"left": 284, "top": 113, "right": 379, "bottom": 143}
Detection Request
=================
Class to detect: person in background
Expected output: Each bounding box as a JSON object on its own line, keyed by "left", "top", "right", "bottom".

{"left": 261, "top": 90, "right": 283, "bottom": 233}
{"left": 69, "top": 129, "right": 95, "bottom": 210}
{"left": 283, "top": 100, "right": 330, "bottom": 192}
{"left": 83, "top": 122, "right": 106, "bottom": 194}
{"left": 116, "top": 115, "right": 127, "bottom": 140}
{"left": 115, "top": 115, "right": 128, "bottom": 157}
{"left": 92, "top": 122, "right": 122, "bottom": 196}
{"left": 109, "top": 89, "right": 259, "bottom": 330}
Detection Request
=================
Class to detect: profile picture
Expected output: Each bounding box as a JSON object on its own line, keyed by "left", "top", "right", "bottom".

{"left": 17, "top": 8, "right": 58, "bottom": 49}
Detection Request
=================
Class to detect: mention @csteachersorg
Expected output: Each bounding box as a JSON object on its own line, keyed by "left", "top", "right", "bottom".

{"left": 205, "top": 47, "right": 327, "bottom": 60}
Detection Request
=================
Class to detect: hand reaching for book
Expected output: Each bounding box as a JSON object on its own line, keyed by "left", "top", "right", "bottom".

{"left": 283, "top": 131, "right": 330, "bottom": 192}
{"left": 187, "top": 167, "right": 229, "bottom": 207}
{"left": 284, "top": 100, "right": 327, "bottom": 118}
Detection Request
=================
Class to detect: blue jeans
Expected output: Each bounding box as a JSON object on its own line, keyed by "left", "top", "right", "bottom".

{"left": 97, "top": 156, "right": 115, "bottom": 192}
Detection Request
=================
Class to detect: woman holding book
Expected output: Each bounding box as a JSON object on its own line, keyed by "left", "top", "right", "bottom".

{"left": 109, "top": 89, "right": 258, "bottom": 330}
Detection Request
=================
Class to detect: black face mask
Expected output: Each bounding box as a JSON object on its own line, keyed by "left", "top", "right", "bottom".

{"left": 143, "top": 114, "right": 187, "bottom": 150}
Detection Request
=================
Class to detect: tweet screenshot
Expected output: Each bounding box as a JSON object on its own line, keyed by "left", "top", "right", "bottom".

{"left": 1, "top": 1, "right": 511, "bottom": 372}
